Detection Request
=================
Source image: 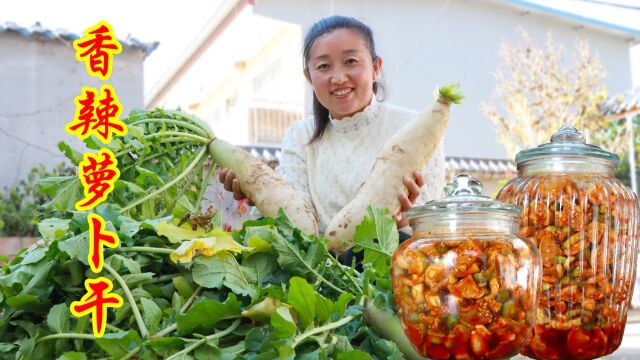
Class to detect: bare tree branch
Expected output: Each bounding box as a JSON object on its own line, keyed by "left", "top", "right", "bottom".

{"left": 482, "top": 29, "right": 620, "bottom": 158}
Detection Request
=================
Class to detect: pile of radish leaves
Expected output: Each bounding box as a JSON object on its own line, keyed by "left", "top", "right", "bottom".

{"left": 0, "top": 109, "right": 419, "bottom": 359}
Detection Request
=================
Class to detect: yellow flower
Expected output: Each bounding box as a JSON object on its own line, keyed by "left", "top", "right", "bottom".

{"left": 170, "top": 236, "right": 247, "bottom": 263}
{"left": 157, "top": 221, "right": 230, "bottom": 243}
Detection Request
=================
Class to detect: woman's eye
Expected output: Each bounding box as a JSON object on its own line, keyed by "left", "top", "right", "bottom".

{"left": 346, "top": 58, "right": 358, "bottom": 64}
{"left": 316, "top": 64, "right": 329, "bottom": 70}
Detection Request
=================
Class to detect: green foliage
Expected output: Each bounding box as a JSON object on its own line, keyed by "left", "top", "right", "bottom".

{"left": 0, "top": 164, "right": 74, "bottom": 236}
{"left": 352, "top": 207, "right": 399, "bottom": 273}
{"left": 0, "top": 108, "right": 414, "bottom": 359}
{"left": 37, "top": 109, "right": 216, "bottom": 223}
{"left": 616, "top": 152, "right": 640, "bottom": 188}
{"left": 0, "top": 207, "right": 409, "bottom": 359}
{"left": 438, "top": 83, "right": 464, "bottom": 104}
{"left": 606, "top": 116, "right": 640, "bottom": 187}
{"left": 591, "top": 114, "right": 640, "bottom": 187}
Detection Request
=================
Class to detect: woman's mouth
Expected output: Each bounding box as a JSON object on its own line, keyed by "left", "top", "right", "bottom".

{"left": 332, "top": 88, "right": 353, "bottom": 98}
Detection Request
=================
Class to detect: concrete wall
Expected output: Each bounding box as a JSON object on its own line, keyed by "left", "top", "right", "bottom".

{"left": 152, "top": 9, "right": 306, "bottom": 147}
{"left": 253, "top": 0, "right": 634, "bottom": 159}
{"left": 0, "top": 32, "right": 146, "bottom": 190}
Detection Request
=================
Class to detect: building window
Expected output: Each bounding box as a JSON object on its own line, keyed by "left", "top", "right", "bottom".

{"left": 248, "top": 107, "right": 302, "bottom": 145}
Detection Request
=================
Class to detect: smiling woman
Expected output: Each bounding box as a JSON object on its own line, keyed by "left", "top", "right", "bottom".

{"left": 304, "top": 27, "right": 382, "bottom": 121}
{"left": 218, "top": 15, "right": 446, "bottom": 264}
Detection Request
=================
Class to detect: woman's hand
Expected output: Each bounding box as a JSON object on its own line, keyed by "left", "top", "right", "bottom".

{"left": 395, "top": 170, "right": 425, "bottom": 228}
{"left": 218, "top": 168, "right": 255, "bottom": 206}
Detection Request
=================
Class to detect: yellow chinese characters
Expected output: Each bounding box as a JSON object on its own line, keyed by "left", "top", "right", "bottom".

{"left": 66, "top": 85, "right": 127, "bottom": 144}
{"left": 70, "top": 277, "right": 124, "bottom": 338}
{"left": 88, "top": 214, "right": 119, "bottom": 273}
{"left": 70, "top": 20, "right": 125, "bottom": 340}
{"left": 76, "top": 149, "right": 120, "bottom": 211}
{"left": 73, "top": 21, "right": 122, "bottom": 81}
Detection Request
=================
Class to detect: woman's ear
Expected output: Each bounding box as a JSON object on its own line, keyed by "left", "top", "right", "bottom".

{"left": 373, "top": 56, "right": 383, "bottom": 79}
{"left": 303, "top": 68, "right": 311, "bottom": 83}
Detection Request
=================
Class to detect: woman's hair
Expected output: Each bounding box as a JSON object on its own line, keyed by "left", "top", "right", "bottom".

{"left": 303, "top": 15, "right": 381, "bottom": 144}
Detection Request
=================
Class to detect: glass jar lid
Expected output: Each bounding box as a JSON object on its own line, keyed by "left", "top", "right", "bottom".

{"left": 515, "top": 125, "right": 619, "bottom": 166}
{"left": 407, "top": 174, "right": 521, "bottom": 221}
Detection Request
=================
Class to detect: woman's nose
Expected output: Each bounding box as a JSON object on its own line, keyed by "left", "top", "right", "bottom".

{"left": 330, "top": 69, "right": 348, "bottom": 84}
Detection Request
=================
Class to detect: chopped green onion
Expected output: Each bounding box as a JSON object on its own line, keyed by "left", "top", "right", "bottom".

{"left": 407, "top": 312, "right": 420, "bottom": 324}
{"left": 554, "top": 256, "right": 567, "bottom": 265}
{"left": 445, "top": 315, "right": 459, "bottom": 330}
{"left": 571, "top": 268, "right": 582, "bottom": 278}
{"left": 501, "top": 300, "right": 517, "bottom": 318}
{"left": 499, "top": 289, "right": 510, "bottom": 302}
{"left": 472, "top": 273, "right": 487, "bottom": 285}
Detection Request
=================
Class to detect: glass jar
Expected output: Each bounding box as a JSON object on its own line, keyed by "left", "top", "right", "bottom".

{"left": 497, "top": 125, "right": 640, "bottom": 360}
{"left": 392, "top": 174, "right": 541, "bottom": 360}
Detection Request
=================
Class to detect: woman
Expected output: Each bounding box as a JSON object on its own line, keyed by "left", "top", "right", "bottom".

{"left": 220, "top": 15, "right": 445, "bottom": 257}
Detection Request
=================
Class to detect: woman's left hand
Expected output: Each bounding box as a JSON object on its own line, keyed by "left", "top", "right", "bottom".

{"left": 395, "top": 170, "right": 425, "bottom": 228}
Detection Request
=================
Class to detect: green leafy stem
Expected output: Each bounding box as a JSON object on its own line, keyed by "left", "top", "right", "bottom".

{"left": 120, "top": 287, "right": 204, "bottom": 360}
{"left": 165, "top": 318, "right": 242, "bottom": 360}
{"left": 292, "top": 315, "right": 355, "bottom": 348}
{"left": 120, "top": 145, "right": 208, "bottom": 213}
{"left": 103, "top": 263, "right": 148, "bottom": 338}
{"left": 144, "top": 131, "right": 210, "bottom": 144}
{"left": 129, "top": 118, "right": 210, "bottom": 138}
{"left": 34, "top": 333, "right": 96, "bottom": 345}
{"left": 118, "top": 142, "right": 193, "bottom": 173}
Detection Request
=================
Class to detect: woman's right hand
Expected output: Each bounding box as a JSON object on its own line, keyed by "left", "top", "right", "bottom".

{"left": 218, "top": 168, "right": 255, "bottom": 206}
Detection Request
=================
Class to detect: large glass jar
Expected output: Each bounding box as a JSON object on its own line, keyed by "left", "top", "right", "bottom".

{"left": 392, "top": 174, "right": 541, "bottom": 360}
{"left": 497, "top": 125, "right": 640, "bottom": 360}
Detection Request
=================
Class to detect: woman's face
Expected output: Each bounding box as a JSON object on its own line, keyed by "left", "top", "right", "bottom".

{"left": 305, "top": 28, "right": 382, "bottom": 120}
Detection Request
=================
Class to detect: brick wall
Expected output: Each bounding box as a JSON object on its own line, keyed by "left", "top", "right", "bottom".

{"left": 0, "top": 237, "right": 36, "bottom": 264}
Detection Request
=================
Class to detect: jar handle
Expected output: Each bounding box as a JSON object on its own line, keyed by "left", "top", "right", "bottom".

{"left": 444, "top": 174, "right": 483, "bottom": 196}
{"left": 550, "top": 125, "right": 586, "bottom": 144}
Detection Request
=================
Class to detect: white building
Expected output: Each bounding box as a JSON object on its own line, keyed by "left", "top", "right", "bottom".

{"left": 146, "top": 0, "right": 639, "bottom": 194}
{"left": 0, "top": 21, "right": 157, "bottom": 190}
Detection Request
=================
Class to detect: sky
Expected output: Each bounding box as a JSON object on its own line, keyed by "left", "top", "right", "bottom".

{"left": 534, "top": 0, "right": 640, "bottom": 30}
{"left": 525, "top": 0, "right": 640, "bottom": 87}
{"left": 1, "top": 0, "right": 639, "bottom": 94}
{"left": 0, "top": 0, "right": 226, "bottom": 96}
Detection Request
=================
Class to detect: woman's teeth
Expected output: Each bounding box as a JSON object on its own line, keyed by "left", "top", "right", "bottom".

{"left": 333, "top": 88, "right": 352, "bottom": 96}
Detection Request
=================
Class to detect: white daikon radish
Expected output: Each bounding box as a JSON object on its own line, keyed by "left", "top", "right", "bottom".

{"left": 325, "top": 84, "right": 463, "bottom": 252}
{"left": 208, "top": 139, "right": 319, "bottom": 235}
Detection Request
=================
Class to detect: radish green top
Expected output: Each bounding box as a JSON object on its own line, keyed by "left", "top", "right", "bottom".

{"left": 438, "top": 83, "right": 465, "bottom": 104}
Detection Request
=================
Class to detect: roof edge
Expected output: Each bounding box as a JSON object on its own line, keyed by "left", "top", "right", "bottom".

{"left": 504, "top": 0, "right": 640, "bottom": 41}
{"left": 0, "top": 21, "right": 159, "bottom": 55}
{"left": 603, "top": 86, "right": 640, "bottom": 118}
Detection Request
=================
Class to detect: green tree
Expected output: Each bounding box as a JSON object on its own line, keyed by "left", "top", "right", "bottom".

{"left": 0, "top": 164, "right": 74, "bottom": 236}
{"left": 602, "top": 115, "right": 640, "bottom": 187}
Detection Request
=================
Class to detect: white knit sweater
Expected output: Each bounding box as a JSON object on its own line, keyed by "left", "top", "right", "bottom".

{"left": 275, "top": 98, "right": 446, "bottom": 233}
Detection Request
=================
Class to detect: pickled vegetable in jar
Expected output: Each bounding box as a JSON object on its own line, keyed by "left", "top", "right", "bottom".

{"left": 497, "top": 125, "right": 640, "bottom": 360}
{"left": 392, "top": 174, "right": 541, "bottom": 360}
